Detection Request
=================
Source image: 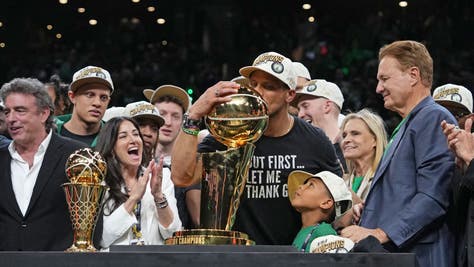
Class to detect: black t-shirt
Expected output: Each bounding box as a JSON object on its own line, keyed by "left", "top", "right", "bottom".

{"left": 59, "top": 126, "right": 98, "bottom": 147}
{"left": 334, "top": 142, "right": 348, "bottom": 173}
{"left": 198, "top": 117, "right": 342, "bottom": 245}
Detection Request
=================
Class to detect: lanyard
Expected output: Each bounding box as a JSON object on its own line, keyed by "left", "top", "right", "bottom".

{"left": 301, "top": 224, "right": 319, "bottom": 252}
{"left": 131, "top": 201, "right": 144, "bottom": 245}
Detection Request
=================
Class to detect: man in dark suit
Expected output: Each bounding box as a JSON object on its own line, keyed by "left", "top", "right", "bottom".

{"left": 341, "top": 41, "right": 456, "bottom": 267}
{"left": 0, "top": 77, "right": 86, "bottom": 251}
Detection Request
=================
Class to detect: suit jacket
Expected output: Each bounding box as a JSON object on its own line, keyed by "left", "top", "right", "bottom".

{"left": 0, "top": 135, "right": 11, "bottom": 150}
{"left": 360, "top": 97, "right": 456, "bottom": 267}
{"left": 0, "top": 132, "right": 86, "bottom": 251}
{"left": 450, "top": 163, "right": 474, "bottom": 267}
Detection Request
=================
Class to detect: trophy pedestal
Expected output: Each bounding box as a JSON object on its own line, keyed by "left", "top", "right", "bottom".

{"left": 66, "top": 244, "right": 98, "bottom": 252}
{"left": 63, "top": 183, "right": 106, "bottom": 253}
{"left": 165, "top": 229, "right": 254, "bottom": 245}
{"left": 165, "top": 144, "right": 256, "bottom": 246}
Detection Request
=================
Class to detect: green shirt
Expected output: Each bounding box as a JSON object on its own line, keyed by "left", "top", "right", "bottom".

{"left": 292, "top": 222, "right": 337, "bottom": 252}
{"left": 385, "top": 114, "right": 410, "bottom": 154}
{"left": 352, "top": 176, "right": 364, "bottom": 193}
{"left": 55, "top": 114, "right": 103, "bottom": 147}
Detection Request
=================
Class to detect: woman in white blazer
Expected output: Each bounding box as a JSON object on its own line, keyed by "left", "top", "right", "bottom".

{"left": 95, "top": 117, "right": 181, "bottom": 249}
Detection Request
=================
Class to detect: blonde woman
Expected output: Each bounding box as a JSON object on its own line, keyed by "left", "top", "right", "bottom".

{"left": 340, "top": 109, "right": 387, "bottom": 201}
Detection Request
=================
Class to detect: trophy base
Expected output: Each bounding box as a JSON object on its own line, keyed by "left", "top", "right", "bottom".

{"left": 65, "top": 244, "right": 98, "bottom": 252}
{"left": 165, "top": 229, "right": 255, "bottom": 245}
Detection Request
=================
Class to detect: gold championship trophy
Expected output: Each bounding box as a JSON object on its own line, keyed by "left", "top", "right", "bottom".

{"left": 166, "top": 86, "right": 268, "bottom": 245}
{"left": 63, "top": 147, "right": 107, "bottom": 252}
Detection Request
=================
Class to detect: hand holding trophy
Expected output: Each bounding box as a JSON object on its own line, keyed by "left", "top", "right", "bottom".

{"left": 63, "top": 147, "right": 107, "bottom": 252}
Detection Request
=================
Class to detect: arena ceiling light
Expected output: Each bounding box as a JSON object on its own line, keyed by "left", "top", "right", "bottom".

{"left": 399, "top": 1, "right": 408, "bottom": 7}
{"left": 89, "top": 19, "right": 98, "bottom": 26}
{"left": 131, "top": 17, "right": 140, "bottom": 24}
{"left": 302, "top": 4, "right": 311, "bottom": 10}
{"left": 59, "top": 0, "right": 68, "bottom": 4}
{"left": 156, "top": 18, "right": 166, "bottom": 24}
{"left": 78, "top": 7, "right": 86, "bottom": 13}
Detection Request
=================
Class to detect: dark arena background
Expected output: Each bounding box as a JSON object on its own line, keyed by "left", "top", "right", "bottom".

{"left": 0, "top": 0, "right": 472, "bottom": 130}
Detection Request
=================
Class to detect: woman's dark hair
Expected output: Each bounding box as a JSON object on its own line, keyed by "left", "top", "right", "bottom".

{"left": 46, "top": 74, "right": 61, "bottom": 106}
{"left": 45, "top": 74, "right": 72, "bottom": 115}
{"left": 95, "top": 116, "right": 146, "bottom": 213}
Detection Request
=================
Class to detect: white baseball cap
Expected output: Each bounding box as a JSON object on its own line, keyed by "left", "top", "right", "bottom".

{"left": 310, "top": 235, "right": 354, "bottom": 253}
{"left": 433, "top": 83, "right": 472, "bottom": 116}
{"left": 124, "top": 101, "right": 164, "bottom": 128}
{"left": 143, "top": 85, "right": 190, "bottom": 112}
{"left": 288, "top": 170, "right": 352, "bottom": 220}
{"left": 102, "top": 106, "right": 125, "bottom": 122}
{"left": 292, "top": 62, "right": 311, "bottom": 80}
{"left": 70, "top": 66, "right": 114, "bottom": 94}
{"left": 239, "top": 51, "right": 297, "bottom": 90}
{"left": 294, "top": 79, "right": 344, "bottom": 109}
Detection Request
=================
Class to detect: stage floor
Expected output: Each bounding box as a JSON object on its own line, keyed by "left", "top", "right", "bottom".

{"left": 0, "top": 245, "right": 417, "bottom": 267}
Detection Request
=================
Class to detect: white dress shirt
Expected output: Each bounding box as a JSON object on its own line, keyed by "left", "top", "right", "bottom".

{"left": 9, "top": 131, "right": 52, "bottom": 216}
{"left": 100, "top": 167, "right": 182, "bottom": 250}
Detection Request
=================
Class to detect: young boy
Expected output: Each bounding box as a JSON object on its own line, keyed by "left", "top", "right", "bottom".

{"left": 287, "top": 170, "right": 352, "bottom": 252}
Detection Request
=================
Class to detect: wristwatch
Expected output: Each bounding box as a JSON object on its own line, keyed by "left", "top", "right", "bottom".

{"left": 183, "top": 113, "right": 202, "bottom": 129}
{"left": 155, "top": 194, "right": 168, "bottom": 209}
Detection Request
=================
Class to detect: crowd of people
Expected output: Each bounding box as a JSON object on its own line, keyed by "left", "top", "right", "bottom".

{"left": 0, "top": 40, "right": 473, "bottom": 267}
{"left": 1, "top": 1, "right": 473, "bottom": 136}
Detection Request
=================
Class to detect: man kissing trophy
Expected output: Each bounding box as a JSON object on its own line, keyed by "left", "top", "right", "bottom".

{"left": 166, "top": 86, "right": 268, "bottom": 245}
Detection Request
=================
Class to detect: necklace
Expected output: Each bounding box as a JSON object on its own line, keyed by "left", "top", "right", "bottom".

{"left": 284, "top": 116, "right": 294, "bottom": 136}
{"left": 124, "top": 177, "right": 137, "bottom": 193}
{"left": 125, "top": 183, "right": 134, "bottom": 193}
{"left": 267, "top": 115, "right": 294, "bottom": 137}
